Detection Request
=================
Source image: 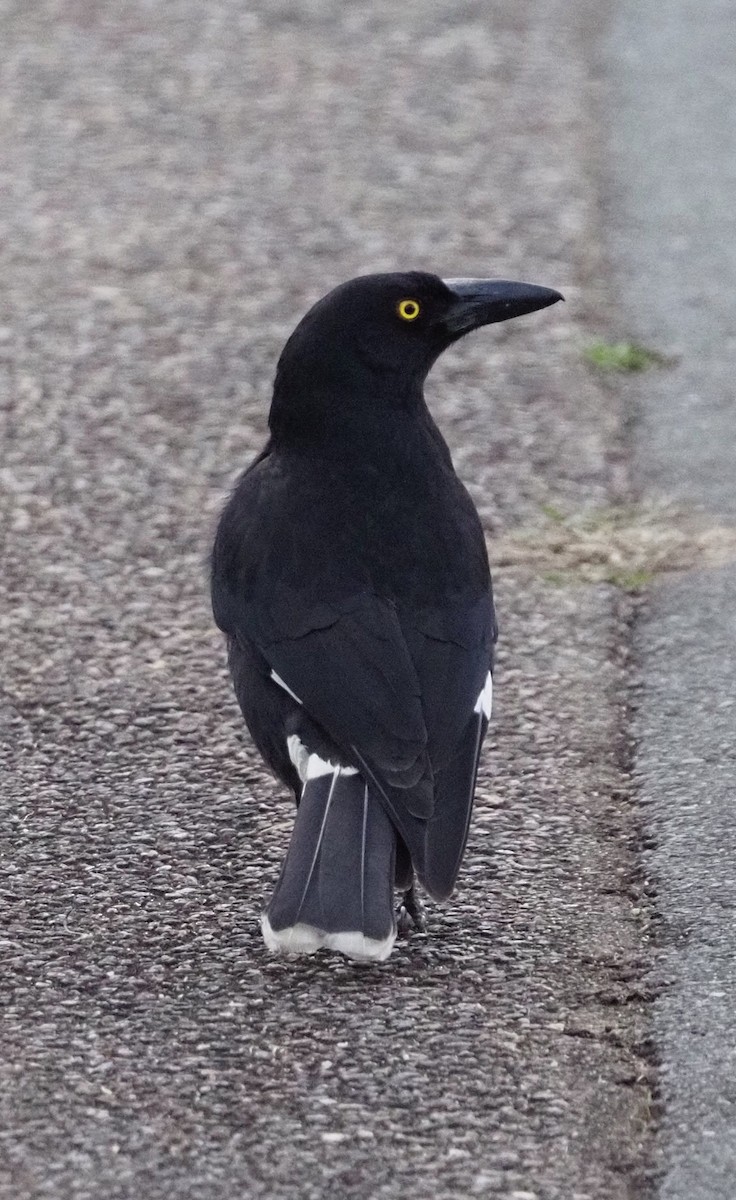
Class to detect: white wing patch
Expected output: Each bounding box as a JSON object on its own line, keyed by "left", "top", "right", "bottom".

{"left": 474, "top": 672, "right": 493, "bottom": 720}
{"left": 305, "top": 754, "right": 358, "bottom": 780}
{"left": 286, "top": 734, "right": 358, "bottom": 782}
{"left": 286, "top": 734, "right": 310, "bottom": 781}
{"left": 271, "top": 670, "right": 302, "bottom": 704}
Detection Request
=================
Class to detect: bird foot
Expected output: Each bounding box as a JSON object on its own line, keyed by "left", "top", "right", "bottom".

{"left": 396, "top": 885, "right": 427, "bottom": 936}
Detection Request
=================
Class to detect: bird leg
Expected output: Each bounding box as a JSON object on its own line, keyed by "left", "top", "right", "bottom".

{"left": 397, "top": 884, "right": 427, "bottom": 935}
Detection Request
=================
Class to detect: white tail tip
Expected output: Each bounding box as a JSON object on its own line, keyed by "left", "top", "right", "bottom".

{"left": 261, "top": 913, "right": 396, "bottom": 963}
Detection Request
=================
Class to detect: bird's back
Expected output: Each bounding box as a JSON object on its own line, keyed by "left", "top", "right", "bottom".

{"left": 213, "top": 406, "right": 492, "bottom": 627}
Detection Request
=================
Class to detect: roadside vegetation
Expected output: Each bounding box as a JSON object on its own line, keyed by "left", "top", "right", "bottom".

{"left": 493, "top": 502, "right": 736, "bottom": 591}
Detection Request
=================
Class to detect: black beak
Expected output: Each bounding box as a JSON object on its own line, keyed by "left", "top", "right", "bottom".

{"left": 441, "top": 278, "right": 564, "bottom": 336}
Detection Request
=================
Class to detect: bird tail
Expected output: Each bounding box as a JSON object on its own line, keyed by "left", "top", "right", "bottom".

{"left": 262, "top": 766, "right": 397, "bottom": 963}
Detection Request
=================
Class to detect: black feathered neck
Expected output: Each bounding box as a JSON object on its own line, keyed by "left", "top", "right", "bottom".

{"left": 267, "top": 272, "right": 454, "bottom": 446}
{"left": 268, "top": 362, "right": 428, "bottom": 447}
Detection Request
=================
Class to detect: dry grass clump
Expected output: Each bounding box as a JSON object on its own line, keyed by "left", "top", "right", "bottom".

{"left": 492, "top": 503, "right": 736, "bottom": 591}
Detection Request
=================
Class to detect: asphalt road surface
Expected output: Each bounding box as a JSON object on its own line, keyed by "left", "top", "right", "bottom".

{"left": 606, "top": 1, "right": 736, "bottom": 1195}
{"left": 2, "top": 4, "right": 655, "bottom": 1198}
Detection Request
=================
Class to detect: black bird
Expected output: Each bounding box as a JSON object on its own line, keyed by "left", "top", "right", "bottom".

{"left": 211, "top": 271, "right": 562, "bottom": 962}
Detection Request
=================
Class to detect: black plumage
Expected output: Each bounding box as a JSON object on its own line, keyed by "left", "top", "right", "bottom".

{"left": 211, "top": 271, "right": 562, "bottom": 961}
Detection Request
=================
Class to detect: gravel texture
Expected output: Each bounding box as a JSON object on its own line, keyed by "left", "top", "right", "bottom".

{"left": 2, "top": 2, "right": 653, "bottom": 1197}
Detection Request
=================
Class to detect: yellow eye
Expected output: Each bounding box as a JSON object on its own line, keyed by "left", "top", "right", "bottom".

{"left": 397, "top": 298, "right": 421, "bottom": 322}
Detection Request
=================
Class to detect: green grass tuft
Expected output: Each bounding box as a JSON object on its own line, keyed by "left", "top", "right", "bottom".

{"left": 539, "top": 502, "right": 567, "bottom": 524}
{"left": 604, "top": 568, "right": 654, "bottom": 593}
{"left": 542, "top": 570, "right": 573, "bottom": 587}
{"left": 583, "top": 340, "right": 666, "bottom": 373}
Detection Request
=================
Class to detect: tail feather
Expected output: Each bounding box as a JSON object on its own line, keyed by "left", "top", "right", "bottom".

{"left": 424, "top": 709, "right": 485, "bottom": 900}
{"left": 263, "top": 766, "right": 397, "bottom": 962}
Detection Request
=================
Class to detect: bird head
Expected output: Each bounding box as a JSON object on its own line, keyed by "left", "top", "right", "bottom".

{"left": 270, "top": 271, "right": 563, "bottom": 439}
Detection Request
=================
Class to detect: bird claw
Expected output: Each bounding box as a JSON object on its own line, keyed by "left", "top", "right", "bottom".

{"left": 397, "top": 885, "right": 427, "bottom": 936}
